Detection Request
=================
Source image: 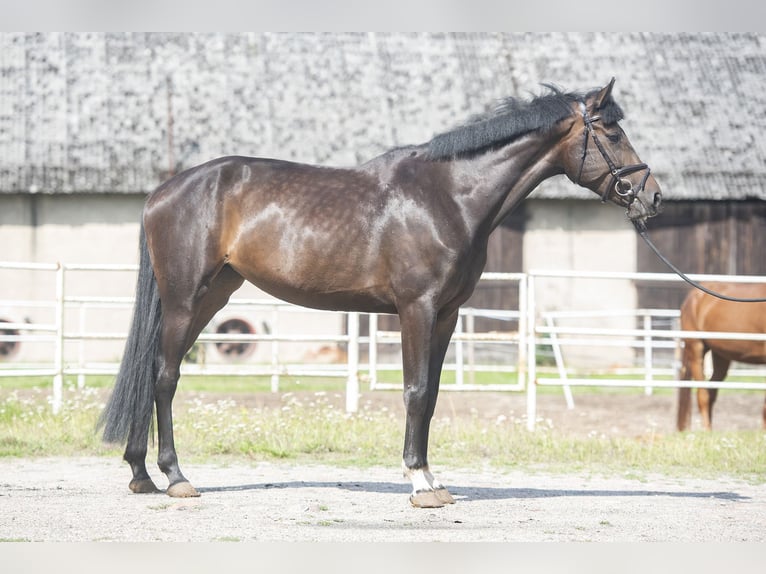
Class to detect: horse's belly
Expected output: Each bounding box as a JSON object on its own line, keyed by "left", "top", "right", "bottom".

{"left": 231, "top": 257, "right": 396, "bottom": 314}
{"left": 708, "top": 338, "right": 766, "bottom": 365}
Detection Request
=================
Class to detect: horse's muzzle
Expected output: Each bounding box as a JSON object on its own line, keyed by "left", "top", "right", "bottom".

{"left": 627, "top": 187, "right": 662, "bottom": 222}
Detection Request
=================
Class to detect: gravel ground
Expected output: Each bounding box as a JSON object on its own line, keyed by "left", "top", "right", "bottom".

{"left": 2, "top": 456, "right": 764, "bottom": 542}
{"left": 1, "top": 390, "right": 765, "bottom": 542}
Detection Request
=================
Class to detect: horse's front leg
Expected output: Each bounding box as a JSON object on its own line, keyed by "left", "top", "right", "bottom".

{"left": 678, "top": 340, "right": 704, "bottom": 431}
{"left": 399, "top": 302, "right": 458, "bottom": 508}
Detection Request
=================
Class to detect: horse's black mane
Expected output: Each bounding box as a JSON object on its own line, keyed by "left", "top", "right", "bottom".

{"left": 425, "top": 85, "right": 624, "bottom": 160}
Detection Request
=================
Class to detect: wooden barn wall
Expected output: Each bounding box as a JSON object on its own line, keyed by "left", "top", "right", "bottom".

{"left": 636, "top": 200, "right": 766, "bottom": 311}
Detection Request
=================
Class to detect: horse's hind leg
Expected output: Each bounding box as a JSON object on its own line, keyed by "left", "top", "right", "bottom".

{"left": 152, "top": 305, "right": 199, "bottom": 497}
{"left": 697, "top": 388, "right": 719, "bottom": 431}
{"left": 154, "top": 266, "right": 244, "bottom": 497}
{"left": 677, "top": 388, "right": 692, "bottom": 432}
{"left": 697, "top": 352, "right": 729, "bottom": 431}
{"left": 125, "top": 425, "right": 160, "bottom": 493}
{"left": 678, "top": 339, "right": 704, "bottom": 431}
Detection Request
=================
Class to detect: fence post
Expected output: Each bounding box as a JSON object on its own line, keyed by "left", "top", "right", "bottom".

{"left": 52, "top": 263, "right": 65, "bottom": 414}
{"left": 77, "top": 303, "right": 86, "bottom": 389}
{"left": 346, "top": 312, "right": 360, "bottom": 413}
{"left": 517, "top": 273, "right": 527, "bottom": 393}
{"left": 466, "top": 309, "right": 475, "bottom": 386}
{"left": 368, "top": 313, "right": 378, "bottom": 390}
{"left": 643, "top": 312, "right": 654, "bottom": 395}
{"left": 545, "top": 314, "right": 575, "bottom": 409}
{"left": 454, "top": 314, "right": 464, "bottom": 387}
{"left": 526, "top": 274, "right": 537, "bottom": 431}
{"left": 270, "top": 305, "right": 280, "bottom": 392}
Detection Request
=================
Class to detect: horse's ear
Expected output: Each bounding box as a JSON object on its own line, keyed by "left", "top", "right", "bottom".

{"left": 595, "top": 77, "right": 616, "bottom": 110}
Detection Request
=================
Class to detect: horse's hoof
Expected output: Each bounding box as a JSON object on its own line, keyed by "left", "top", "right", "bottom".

{"left": 166, "top": 481, "right": 200, "bottom": 498}
{"left": 409, "top": 490, "right": 445, "bottom": 508}
{"left": 435, "top": 487, "right": 455, "bottom": 505}
{"left": 129, "top": 478, "right": 160, "bottom": 494}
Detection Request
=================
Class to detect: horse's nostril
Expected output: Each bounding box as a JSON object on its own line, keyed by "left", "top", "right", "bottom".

{"left": 653, "top": 192, "right": 662, "bottom": 207}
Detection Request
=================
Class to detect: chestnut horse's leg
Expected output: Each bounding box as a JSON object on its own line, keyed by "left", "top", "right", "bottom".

{"left": 678, "top": 339, "right": 705, "bottom": 431}
{"left": 154, "top": 266, "right": 244, "bottom": 497}
{"left": 697, "top": 353, "right": 729, "bottom": 431}
{"left": 762, "top": 392, "right": 766, "bottom": 430}
{"left": 696, "top": 388, "right": 718, "bottom": 431}
{"left": 400, "top": 301, "right": 459, "bottom": 508}
{"left": 677, "top": 388, "right": 692, "bottom": 432}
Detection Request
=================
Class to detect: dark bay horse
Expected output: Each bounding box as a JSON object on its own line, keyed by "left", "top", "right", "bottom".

{"left": 100, "top": 78, "right": 662, "bottom": 507}
{"left": 677, "top": 283, "right": 766, "bottom": 431}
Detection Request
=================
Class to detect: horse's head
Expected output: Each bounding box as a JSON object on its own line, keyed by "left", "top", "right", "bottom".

{"left": 561, "top": 78, "right": 662, "bottom": 223}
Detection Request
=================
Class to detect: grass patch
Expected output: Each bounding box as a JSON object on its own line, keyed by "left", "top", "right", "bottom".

{"left": 1, "top": 381, "right": 764, "bottom": 482}
{"left": 214, "top": 536, "right": 243, "bottom": 542}
{"left": 0, "top": 385, "right": 121, "bottom": 458}
{"left": 174, "top": 392, "right": 402, "bottom": 467}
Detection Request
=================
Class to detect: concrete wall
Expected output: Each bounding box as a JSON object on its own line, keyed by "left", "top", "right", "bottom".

{"left": 523, "top": 198, "right": 639, "bottom": 368}
{"left": 1, "top": 193, "right": 142, "bottom": 363}
{"left": 0, "top": 194, "right": 345, "bottom": 365}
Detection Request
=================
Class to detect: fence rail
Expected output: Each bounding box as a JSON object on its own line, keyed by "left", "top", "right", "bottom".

{"left": 524, "top": 269, "right": 766, "bottom": 430}
{"left": 2, "top": 261, "right": 765, "bottom": 426}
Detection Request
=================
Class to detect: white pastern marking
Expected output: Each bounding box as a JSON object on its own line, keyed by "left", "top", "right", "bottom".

{"left": 402, "top": 462, "right": 445, "bottom": 493}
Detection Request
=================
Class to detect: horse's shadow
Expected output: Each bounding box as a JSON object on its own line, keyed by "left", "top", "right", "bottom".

{"left": 196, "top": 481, "right": 749, "bottom": 502}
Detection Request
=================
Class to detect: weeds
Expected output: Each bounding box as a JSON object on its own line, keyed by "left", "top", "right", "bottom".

{"left": 0, "top": 382, "right": 764, "bottom": 482}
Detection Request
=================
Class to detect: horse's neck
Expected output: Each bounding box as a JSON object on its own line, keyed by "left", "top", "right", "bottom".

{"left": 453, "top": 129, "right": 566, "bottom": 233}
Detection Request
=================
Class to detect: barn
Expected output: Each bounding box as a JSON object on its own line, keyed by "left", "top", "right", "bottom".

{"left": 1, "top": 32, "right": 765, "bottom": 368}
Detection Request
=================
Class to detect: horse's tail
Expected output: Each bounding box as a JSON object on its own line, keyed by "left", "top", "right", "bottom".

{"left": 98, "top": 221, "right": 162, "bottom": 444}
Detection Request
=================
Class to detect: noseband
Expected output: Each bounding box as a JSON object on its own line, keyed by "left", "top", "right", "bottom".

{"left": 575, "top": 105, "right": 651, "bottom": 205}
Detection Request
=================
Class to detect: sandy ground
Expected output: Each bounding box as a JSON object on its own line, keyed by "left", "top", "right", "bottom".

{"left": 1, "top": 456, "right": 764, "bottom": 542}
{"left": 1, "top": 390, "right": 765, "bottom": 542}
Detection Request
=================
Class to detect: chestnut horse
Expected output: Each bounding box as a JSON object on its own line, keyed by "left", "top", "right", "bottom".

{"left": 677, "top": 283, "right": 766, "bottom": 431}
{"left": 99, "top": 79, "right": 662, "bottom": 507}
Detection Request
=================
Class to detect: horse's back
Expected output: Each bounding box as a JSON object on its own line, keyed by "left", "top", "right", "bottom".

{"left": 147, "top": 156, "right": 339, "bottom": 201}
{"left": 141, "top": 154, "right": 407, "bottom": 314}
{"left": 681, "top": 283, "right": 766, "bottom": 363}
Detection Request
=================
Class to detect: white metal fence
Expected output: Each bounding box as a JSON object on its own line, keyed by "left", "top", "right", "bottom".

{"left": 0, "top": 263, "right": 527, "bottom": 414}
{"left": 2, "top": 261, "right": 765, "bottom": 427}
{"left": 525, "top": 269, "right": 766, "bottom": 430}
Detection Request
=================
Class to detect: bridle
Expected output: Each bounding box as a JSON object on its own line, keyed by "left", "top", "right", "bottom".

{"left": 575, "top": 104, "right": 651, "bottom": 205}
{"left": 577, "top": 102, "right": 766, "bottom": 303}
{"left": 573, "top": 95, "right": 766, "bottom": 303}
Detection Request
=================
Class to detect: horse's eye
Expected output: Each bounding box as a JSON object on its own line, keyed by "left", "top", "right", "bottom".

{"left": 607, "top": 133, "right": 621, "bottom": 143}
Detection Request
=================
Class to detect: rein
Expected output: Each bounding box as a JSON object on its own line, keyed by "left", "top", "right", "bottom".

{"left": 633, "top": 219, "right": 766, "bottom": 303}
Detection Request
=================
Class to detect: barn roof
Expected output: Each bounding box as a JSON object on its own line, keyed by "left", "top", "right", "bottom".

{"left": 1, "top": 32, "right": 765, "bottom": 200}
